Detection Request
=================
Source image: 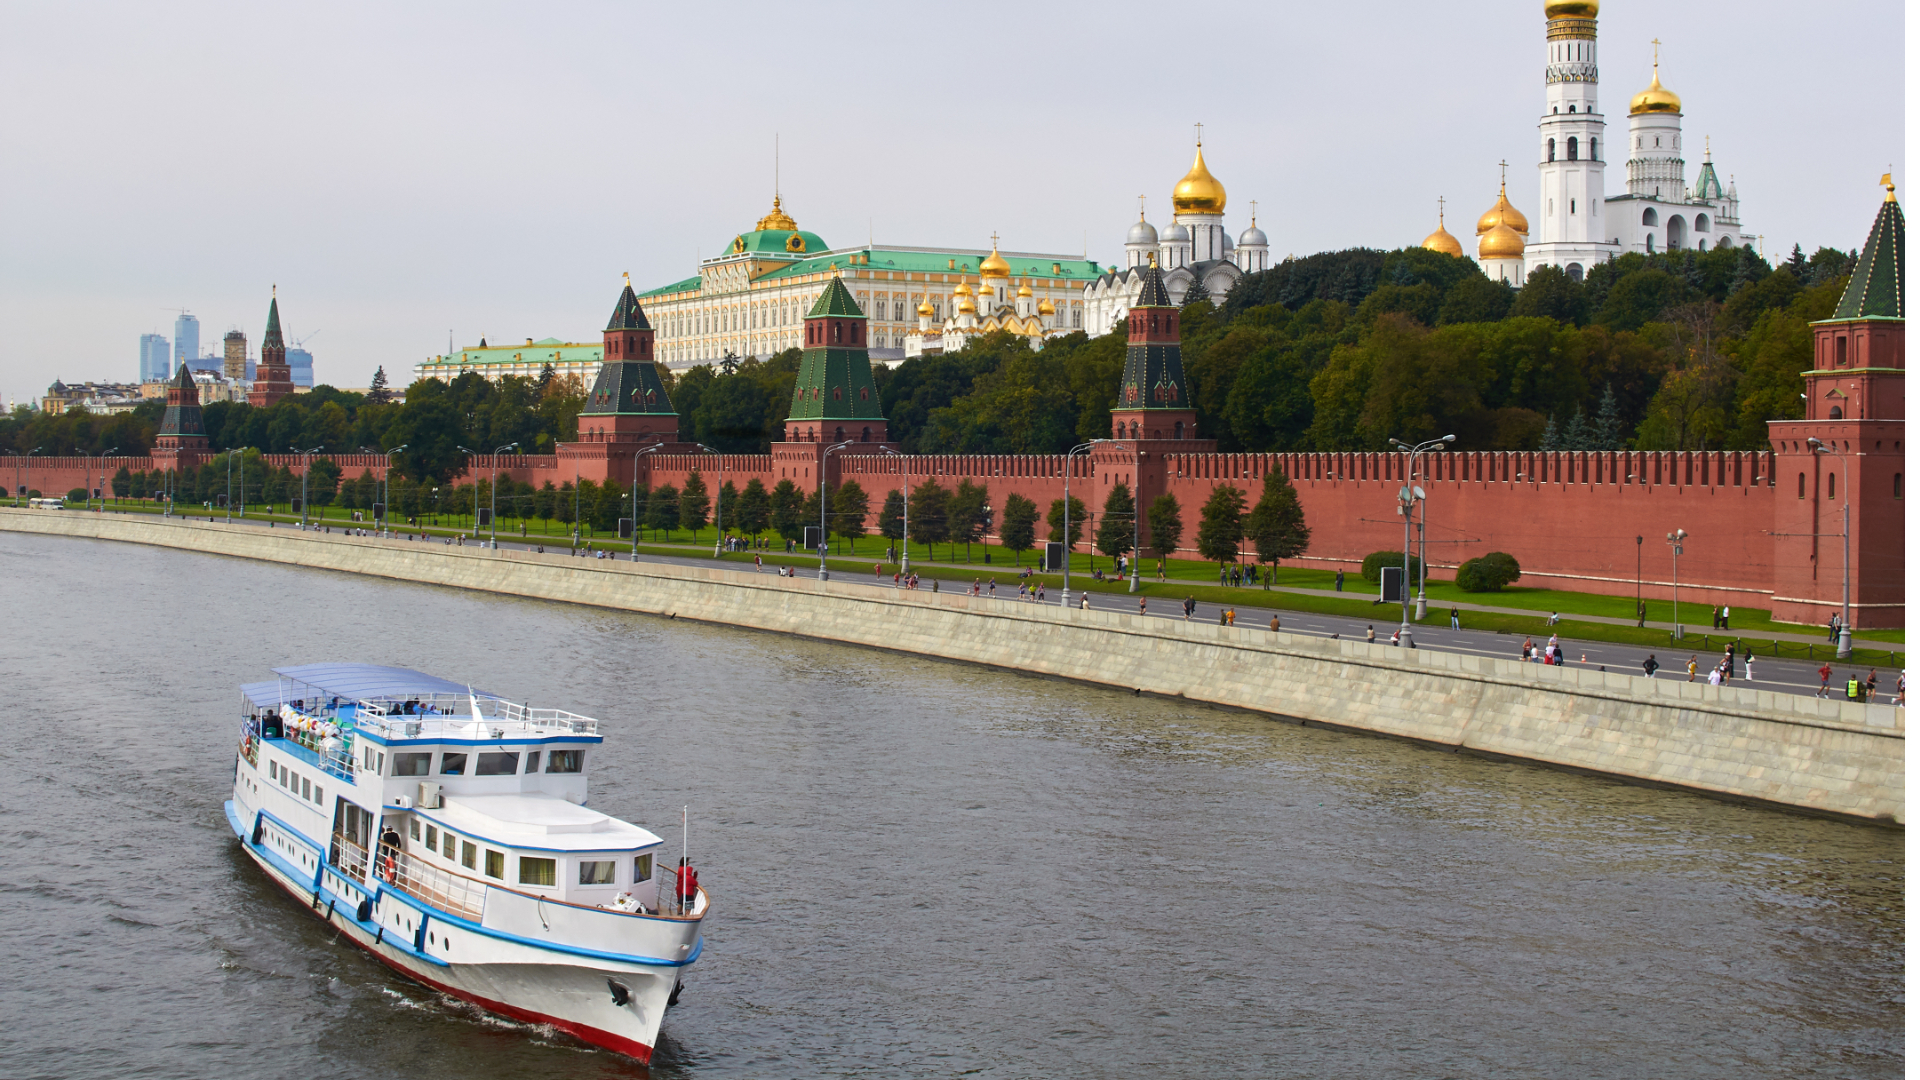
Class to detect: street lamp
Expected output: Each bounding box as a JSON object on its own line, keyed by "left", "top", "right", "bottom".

{"left": 20, "top": 446, "right": 41, "bottom": 507}
{"left": 691, "top": 443, "right": 725, "bottom": 556}
{"left": 629, "top": 441, "right": 664, "bottom": 561}
{"left": 1388, "top": 435, "right": 1453, "bottom": 644}
{"left": 89, "top": 447, "right": 117, "bottom": 511}
{"left": 456, "top": 446, "right": 480, "bottom": 538}
{"left": 877, "top": 446, "right": 908, "bottom": 584}
{"left": 487, "top": 442, "right": 517, "bottom": 549}
{"left": 1635, "top": 535, "right": 1644, "bottom": 626}
{"left": 292, "top": 446, "right": 321, "bottom": 526}
{"left": 225, "top": 450, "right": 235, "bottom": 523}
{"left": 1062, "top": 441, "right": 1102, "bottom": 608}
{"left": 817, "top": 439, "right": 855, "bottom": 580}
{"left": 1129, "top": 449, "right": 1145, "bottom": 595}
{"left": 1807, "top": 437, "right": 1853, "bottom": 659}
{"left": 382, "top": 444, "right": 408, "bottom": 536}
{"left": 1664, "top": 529, "right": 1687, "bottom": 640}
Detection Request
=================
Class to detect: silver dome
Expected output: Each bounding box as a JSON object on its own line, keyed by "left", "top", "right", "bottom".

{"left": 1239, "top": 224, "right": 1269, "bottom": 247}
{"left": 1127, "top": 219, "right": 1159, "bottom": 246}
{"left": 1160, "top": 222, "right": 1190, "bottom": 243}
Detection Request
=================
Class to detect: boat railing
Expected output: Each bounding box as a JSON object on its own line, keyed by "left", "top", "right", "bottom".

{"left": 496, "top": 701, "right": 600, "bottom": 734}
{"left": 330, "top": 834, "right": 371, "bottom": 885}
{"left": 352, "top": 706, "right": 599, "bottom": 741}
{"left": 272, "top": 730, "right": 357, "bottom": 783}
{"left": 381, "top": 849, "right": 488, "bottom": 921}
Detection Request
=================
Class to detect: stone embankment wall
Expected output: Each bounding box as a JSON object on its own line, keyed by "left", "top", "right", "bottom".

{"left": 3, "top": 507, "right": 1901, "bottom": 824}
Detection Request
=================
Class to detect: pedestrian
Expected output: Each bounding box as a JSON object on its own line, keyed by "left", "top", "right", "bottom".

{"left": 1722, "top": 605, "right": 1732, "bottom": 630}
{"left": 1334, "top": 569, "right": 1345, "bottom": 592}
{"left": 1817, "top": 662, "right": 1833, "bottom": 697}
{"left": 1686, "top": 656, "right": 1698, "bottom": 682}
{"left": 1367, "top": 625, "right": 1376, "bottom": 644}
{"left": 989, "top": 579, "right": 996, "bottom": 597}
{"left": 1897, "top": 670, "right": 1905, "bottom": 706}
{"left": 1643, "top": 654, "right": 1659, "bottom": 678}
{"left": 1845, "top": 673, "right": 1861, "bottom": 701}
{"left": 1270, "top": 615, "right": 1279, "bottom": 632}
{"left": 1449, "top": 607, "right": 1460, "bottom": 630}
{"left": 1549, "top": 611, "right": 1560, "bottom": 626}
{"left": 1743, "top": 648, "right": 1754, "bottom": 682}
{"left": 1226, "top": 608, "right": 1236, "bottom": 626}
{"left": 1139, "top": 596, "right": 1147, "bottom": 616}
{"left": 1389, "top": 629, "right": 1400, "bottom": 647}
{"left": 1080, "top": 592, "right": 1090, "bottom": 610}
{"left": 1219, "top": 609, "right": 1228, "bottom": 625}
{"left": 1707, "top": 665, "right": 1721, "bottom": 687}
{"left": 1183, "top": 596, "right": 1196, "bottom": 621}
{"left": 1865, "top": 668, "right": 1878, "bottom": 702}
{"left": 1521, "top": 637, "right": 1532, "bottom": 662}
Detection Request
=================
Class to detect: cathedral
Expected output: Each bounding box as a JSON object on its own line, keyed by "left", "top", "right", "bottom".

{"left": 1425, "top": 1, "right": 1759, "bottom": 284}
{"left": 1082, "top": 136, "right": 1269, "bottom": 334}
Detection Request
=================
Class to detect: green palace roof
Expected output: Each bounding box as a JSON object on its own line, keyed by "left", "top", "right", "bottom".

{"left": 720, "top": 229, "right": 831, "bottom": 258}
{"left": 419, "top": 339, "right": 603, "bottom": 369}
{"left": 634, "top": 247, "right": 1107, "bottom": 300}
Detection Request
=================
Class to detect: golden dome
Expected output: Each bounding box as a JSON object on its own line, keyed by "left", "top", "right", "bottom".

{"left": 1629, "top": 66, "right": 1681, "bottom": 114}
{"left": 1476, "top": 182, "right": 1529, "bottom": 236}
{"left": 957, "top": 297, "right": 976, "bottom": 314}
{"left": 1017, "top": 282, "right": 1033, "bottom": 297}
{"left": 1479, "top": 221, "right": 1526, "bottom": 260}
{"left": 754, "top": 195, "right": 798, "bottom": 232}
{"left": 1037, "top": 298, "right": 1056, "bottom": 315}
{"left": 1544, "top": 1, "right": 1598, "bottom": 18}
{"left": 977, "top": 282, "right": 994, "bottom": 296}
{"left": 979, "top": 241, "right": 1010, "bottom": 278}
{"left": 1171, "top": 142, "right": 1228, "bottom": 215}
{"left": 1422, "top": 214, "right": 1463, "bottom": 257}
{"left": 952, "top": 280, "right": 973, "bottom": 296}
{"left": 917, "top": 299, "right": 935, "bottom": 316}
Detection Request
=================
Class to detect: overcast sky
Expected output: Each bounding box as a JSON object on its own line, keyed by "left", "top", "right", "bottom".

{"left": 0, "top": 0, "right": 1903, "bottom": 405}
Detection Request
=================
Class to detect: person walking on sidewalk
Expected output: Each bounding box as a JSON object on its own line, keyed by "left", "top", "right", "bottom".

{"left": 1368, "top": 625, "right": 1377, "bottom": 644}
{"left": 1183, "top": 596, "right": 1196, "bottom": 621}
{"left": 1818, "top": 662, "right": 1833, "bottom": 697}
{"left": 1449, "top": 607, "right": 1460, "bottom": 630}
{"left": 1643, "top": 654, "right": 1660, "bottom": 678}
{"left": 1743, "top": 647, "right": 1755, "bottom": 682}
{"left": 1686, "top": 656, "right": 1698, "bottom": 682}
{"left": 1139, "top": 596, "right": 1148, "bottom": 617}
{"left": 1865, "top": 669, "right": 1878, "bottom": 703}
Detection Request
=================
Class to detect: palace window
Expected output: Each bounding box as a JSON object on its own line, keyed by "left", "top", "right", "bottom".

{"left": 579, "top": 860, "right": 616, "bottom": 885}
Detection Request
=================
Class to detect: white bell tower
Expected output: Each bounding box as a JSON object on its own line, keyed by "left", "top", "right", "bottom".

{"left": 1529, "top": 1, "right": 1617, "bottom": 278}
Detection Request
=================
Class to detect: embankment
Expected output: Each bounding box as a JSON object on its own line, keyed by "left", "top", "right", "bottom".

{"left": 6, "top": 508, "right": 1902, "bottom": 824}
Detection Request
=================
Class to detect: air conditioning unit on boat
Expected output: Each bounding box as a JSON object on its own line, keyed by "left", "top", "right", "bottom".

{"left": 418, "top": 781, "right": 442, "bottom": 809}
{"left": 395, "top": 795, "right": 413, "bottom": 809}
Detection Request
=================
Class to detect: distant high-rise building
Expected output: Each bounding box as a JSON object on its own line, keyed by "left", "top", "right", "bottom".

{"left": 223, "top": 330, "right": 248, "bottom": 381}
{"left": 139, "top": 333, "right": 171, "bottom": 382}
{"left": 173, "top": 313, "right": 199, "bottom": 371}
{"left": 286, "top": 347, "right": 314, "bottom": 388}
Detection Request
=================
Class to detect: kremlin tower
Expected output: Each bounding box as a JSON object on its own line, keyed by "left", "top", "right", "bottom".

{"left": 248, "top": 289, "right": 296, "bottom": 408}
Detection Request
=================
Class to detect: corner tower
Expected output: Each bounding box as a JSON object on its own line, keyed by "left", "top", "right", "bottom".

{"left": 152, "top": 363, "right": 209, "bottom": 474}
{"left": 1110, "top": 261, "right": 1198, "bottom": 444}
{"left": 1769, "top": 177, "right": 1905, "bottom": 629}
{"left": 577, "top": 278, "right": 680, "bottom": 445}
{"left": 248, "top": 288, "right": 296, "bottom": 408}
{"left": 781, "top": 277, "right": 888, "bottom": 446}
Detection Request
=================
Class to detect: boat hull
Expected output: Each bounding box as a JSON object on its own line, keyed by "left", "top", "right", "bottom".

{"left": 228, "top": 801, "right": 681, "bottom": 1063}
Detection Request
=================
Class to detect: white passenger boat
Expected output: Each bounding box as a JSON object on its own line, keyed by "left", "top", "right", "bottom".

{"left": 225, "top": 663, "right": 705, "bottom": 1063}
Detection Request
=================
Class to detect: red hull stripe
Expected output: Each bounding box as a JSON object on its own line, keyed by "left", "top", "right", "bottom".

{"left": 249, "top": 845, "right": 655, "bottom": 1064}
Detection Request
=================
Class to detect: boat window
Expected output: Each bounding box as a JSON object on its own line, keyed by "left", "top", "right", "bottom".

{"left": 484, "top": 850, "right": 505, "bottom": 879}
{"left": 579, "top": 860, "right": 616, "bottom": 885}
{"left": 443, "top": 832, "right": 456, "bottom": 859}
{"left": 269, "top": 761, "right": 278, "bottom": 780}
{"left": 393, "top": 753, "right": 432, "bottom": 777}
{"left": 475, "top": 752, "right": 520, "bottom": 776}
{"left": 425, "top": 825, "right": 438, "bottom": 850}
{"left": 634, "top": 853, "right": 653, "bottom": 884}
{"left": 440, "top": 753, "right": 468, "bottom": 776}
{"left": 461, "top": 841, "right": 476, "bottom": 870}
{"left": 301, "top": 777, "right": 312, "bottom": 801}
{"left": 519, "top": 857, "right": 557, "bottom": 886}
{"left": 546, "top": 750, "right": 584, "bottom": 773}
{"left": 409, "top": 819, "right": 420, "bottom": 841}
{"left": 313, "top": 785, "right": 322, "bottom": 805}
{"left": 525, "top": 751, "right": 542, "bottom": 773}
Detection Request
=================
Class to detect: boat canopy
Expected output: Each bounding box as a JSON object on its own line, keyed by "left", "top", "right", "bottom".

{"left": 268, "top": 663, "right": 506, "bottom": 704}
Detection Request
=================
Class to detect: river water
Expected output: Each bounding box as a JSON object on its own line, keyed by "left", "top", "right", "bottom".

{"left": 0, "top": 531, "right": 1901, "bottom": 1079}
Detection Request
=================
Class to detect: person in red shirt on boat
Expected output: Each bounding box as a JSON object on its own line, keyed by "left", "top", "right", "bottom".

{"left": 676, "top": 858, "right": 699, "bottom": 912}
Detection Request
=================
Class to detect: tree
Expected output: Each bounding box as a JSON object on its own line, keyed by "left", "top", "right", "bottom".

{"left": 366, "top": 366, "right": 393, "bottom": 405}
{"left": 536, "top": 361, "right": 556, "bottom": 394}
{"left": 908, "top": 478, "right": 949, "bottom": 558}
{"left": 1196, "top": 484, "right": 1248, "bottom": 566}
{"left": 1360, "top": 549, "right": 1422, "bottom": 584}
{"left": 1455, "top": 551, "right": 1522, "bottom": 592}
{"left": 769, "top": 478, "right": 805, "bottom": 542}
{"left": 877, "top": 489, "right": 905, "bottom": 554}
{"left": 1245, "top": 471, "right": 1311, "bottom": 586}
{"left": 832, "top": 479, "right": 871, "bottom": 550}
{"left": 680, "top": 471, "right": 711, "bottom": 536}
{"left": 716, "top": 480, "right": 739, "bottom": 535}
{"left": 999, "top": 492, "right": 1038, "bottom": 565}
{"left": 1146, "top": 493, "right": 1183, "bottom": 568}
{"left": 111, "top": 465, "right": 131, "bottom": 498}
{"left": 574, "top": 479, "right": 598, "bottom": 536}
{"left": 945, "top": 479, "right": 989, "bottom": 561}
{"left": 646, "top": 483, "right": 680, "bottom": 540}
{"left": 1046, "top": 495, "right": 1088, "bottom": 553}
{"left": 1510, "top": 264, "right": 1588, "bottom": 325}
{"left": 591, "top": 479, "right": 625, "bottom": 535}
{"left": 1094, "top": 480, "right": 1136, "bottom": 564}
{"left": 535, "top": 480, "right": 556, "bottom": 533}
{"left": 735, "top": 477, "right": 771, "bottom": 536}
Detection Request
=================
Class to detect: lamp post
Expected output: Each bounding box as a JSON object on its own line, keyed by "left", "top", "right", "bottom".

{"left": 22, "top": 446, "right": 41, "bottom": 507}
{"left": 692, "top": 443, "right": 724, "bottom": 556}
{"left": 292, "top": 446, "right": 321, "bottom": 526}
{"left": 456, "top": 446, "right": 480, "bottom": 537}
{"left": 488, "top": 442, "right": 517, "bottom": 549}
{"left": 89, "top": 447, "right": 117, "bottom": 511}
{"left": 4, "top": 448, "right": 25, "bottom": 506}
{"left": 818, "top": 440, "right": 855, "bottom": 580}
{"left": 1808, "top": 438, "right": 1853, "bottom": 659}
{"left": 1664, "top": 529, "right": 1688, "bottom": 640}
{"left": 1062, "top": 441, "right": 1100, "bottom": 607}
{"left": 877, "top": 446, "right": 908, "bottom": 583}
{"left": 1130, "top": 449, "right": 1144, "bottom": 595}
{"left": 225, "top": 451, "right": 234, "bottom": 523}
{"left": 1635, "top": 535, "right": 1644, "bottom": 626}
{"left": 1388, "top": 435, "right": 1453, "bottom": 645}
{"left": 381, "top": 444, "right": 408, "bottom": 536}
{"left": 630, "top": 441, "right": 663, "bottom": 561}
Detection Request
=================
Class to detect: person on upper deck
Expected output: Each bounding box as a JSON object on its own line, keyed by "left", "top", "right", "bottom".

{"left": 676, "top": 858, "right": 699, "bottom": 910}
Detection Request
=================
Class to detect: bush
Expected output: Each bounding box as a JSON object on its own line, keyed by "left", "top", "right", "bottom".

{"left": 67, "top": 487, "right": 88, "bottom": 502}
{"left": 1360, "top": 549, "right": 1422, "bottom": 584}
{"left": 1455, "top": 551, "right": 1522, "bottom": 592}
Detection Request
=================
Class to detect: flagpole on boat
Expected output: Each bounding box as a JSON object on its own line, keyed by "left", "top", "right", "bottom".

{"left": 681, "top": 805, "right": 689, "bottom": 914}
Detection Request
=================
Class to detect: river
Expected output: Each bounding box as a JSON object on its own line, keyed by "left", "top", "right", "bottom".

{"left": 0, "top": 531, "right": 1901, "bottom": 1079}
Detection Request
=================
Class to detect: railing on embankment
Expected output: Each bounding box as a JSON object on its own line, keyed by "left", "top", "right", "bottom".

{"left": 0, "top": 507, "right": 1900, "bottom": 825}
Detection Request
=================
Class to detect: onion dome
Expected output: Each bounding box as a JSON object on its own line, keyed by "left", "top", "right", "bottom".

{"left": 1017, "top": 282, "right": 1033, "bottom": 297}
{"left": 917, "top": 299, "right": 935, "bottom": 316}
{"left": 952, "top": 280, "right": 973, "bottom": 296}
{"left": 979, "top": 241, "right": 1010, "bottom": 279}
{"left": 1476, "top": 182, "right": 1530, "bottom": 236}
{"left": 1128, "top": 217, "right": 1159, "bottom": 246}
{"left": 754, "top": 195, "right": 799, "bottom": 232}
{"left": 1479, "top": 221, "right": 1527, "bottom": 260}
{"left": 1172, "top": 141, "right": 1228, "bottom": 214}
{"left": 977, "top": 282, "right": 994, "bottom": 296}
{"left": 1037, "top": 298, "right": 1056, "bottom": 315}
{"left": 1421, "top": 208, "right": 1463, "bottom": 257}
{"left": 1544, "top": 0, "right": 1598, "bottom": 18}
{"left": 1161, "top": 222, "right": 1190, "bottom": 243}
{"left": 1239, "top": 222, "right": 1268, "bottom": 247}
{"left": 1630, "top": 66, "right": 1681, "bottom": 114}
{"left": 957, "top": 296, "right": 976, "bottom": 314}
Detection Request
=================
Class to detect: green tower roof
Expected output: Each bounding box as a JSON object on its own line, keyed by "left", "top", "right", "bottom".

{"left": 806, "top": 276, "right": 867, "bottom": 319}
{"left": 263, "top": 295, "right": 284, "bottom": 348}
{"left": 582, "top": 360, "right": 676, "bottom": 416}
{"left": 158, "top": 364, "right": 205, "bottom": 437}
{"left": 606, "top": 283, "right": 651, "bottom": 331}
{"left": 1832, "top": 186, "right": 1904, "bottom": 320}
{"left": 1134, "top": 262, "right": 1174, "bottom": 308}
